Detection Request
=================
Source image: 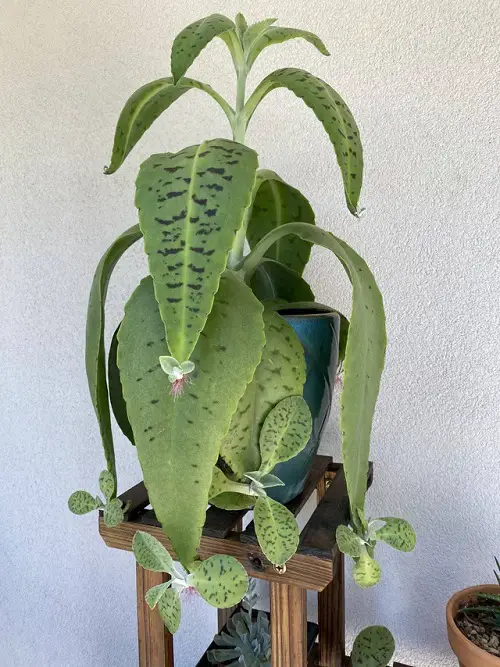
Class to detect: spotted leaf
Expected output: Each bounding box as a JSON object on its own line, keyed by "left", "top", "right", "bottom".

{"left": 242, "top": 18, "right": 277, "bottom": 53}
{"left": 103, "top": 498, "right": 125, "bottom": 527}
{"left": 135, "top": 140, "right": 258, "bottom": 364}
{"left": 68, "top": 490, "right": 98, "bottom": 515}
{"left": 353, "top": 551, "right": 381, "bottom": 588}
{"left": 246, "top": 26, "right": 329, "bottom": 68}
{"left": 335, "top": 525, "right": 362, "bottom": 558}
{"left": 241, "top": 222, "right": 386, "bottom": 534}
{"left": 98, "top": 470, "right": 115, "bottom": 503}
{"left": 86, "top": 224, "right": 142, "bottom": 485}
{"left": 190, "top": 555, "right": 248, "bottom": 608}
{"left": 219, "top": 309, "right": 306, "bottom": 478}
{"left": 375, "top": 517, "right": 416, "bottom": 552}
{"left": 254, "top": 497, "right": 299, "bottom": 566}
{"left": 351, "top": 626, "right": 395, "bottom": 667}
{"left": 246, "top": 70, "right": 363, "bottom": 215}
{"left": 246, "top": 170, "right": 315, "bottom": 276}
{"left": 249, "top": 259, "right": 314, "bottom": 303}
{"left": 259, "top": 395, "right": 311, "bottom": 473}
{"left": 171, "top": 14, "right": 235, "bottom": 83}
{"left": 118, "top": 274, "right": 265, "bottom": 566}
{"left": 145, "top": 581, "right": 171, "bottom": 610}
{"left": 105, "top": 78, "right": 233, "bottom": 174}
{"left": 132, "top": 531, "right": 176, "bottom": 575}
{"left": 158, "top": 588, "right": 182, "bottom": 634}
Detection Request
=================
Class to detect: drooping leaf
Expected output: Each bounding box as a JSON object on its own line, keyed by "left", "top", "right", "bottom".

{"left": 157, "top": 588, "right": 182, "bottom": 634}
{"left": 249, "top": 259, "right": 314, "bottom": 303}
{"left": 338, "top": 312, "right": 349, "bottom": 365}
{"left": 246, "top": 26, "right": 329, "bottom": 69}
{"left": 86, "top": 224, "right": 142, "bottom": 484}
{"left": 246, "top": 170, "right": 315, "bottom": 275}
{"left": 103, "top": 498, "right": 125, "bottom": 528}
{"left": 351, "top": 626, "right": 395, "bottom": 667}
{"left": 118, "top": 274, "right": 265, "bottom": 566}
{"left": 241, "top": 222, "right": 386, "bottom": 532}
{"left": 68, "top": 490, "right": 98, "bottom": 515}
{"left": 245, "top": 70, "right": 363, "bottom": 215}
{"left": 132, "top": 531, "right": 176, "bottom": 575}
{"left": 375, "top": 517, "right": 416, "bottom": 552}
{"left": 335, "top": 524, "right": 362, "bottom": 558}
{"left": 98, "top": 470, "right": 115, "bottom": 503}
{"left": 259, "top": 396, "right": 311, "bottom": 473}
{"left": 104, "top": 78, "right": 234, "bottom": 174}
{"left": 108, "top": 326, "right": 135, "bottom": 445}
{"left": 171, "top": 14, "right": 235, "bottom": 83}
{"left": 135, "top": 140, "right": 258, "bottom": 364}
{"left": 190, "top": 555, "right": 248, "bottom": 608}
{"left": 219, "top": 309, "right": 306, "bottom": 478}
{"left": 254, "top": 497, "right": 299, "bottom": 566}
{"left": 145, "top": 581, "right": 171, "bottom": 610}
{"left": 353, "top": 551, "right": 381, "bottom": 588}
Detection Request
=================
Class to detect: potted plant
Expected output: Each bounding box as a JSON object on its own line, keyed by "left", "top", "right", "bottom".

{"left": 446, "top": 559, "right": 500, "bottom": 666}
{"left": 68, "top": 11, "right": 414, "bottom": 636}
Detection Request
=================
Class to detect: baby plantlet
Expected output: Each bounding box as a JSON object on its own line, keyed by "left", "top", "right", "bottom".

{"left": 189, "top": 555, "right": 248, "bottom": 608}
{"left": 68, "top": 470, "right": 129, "bottom": 528}
{"left": 351, "top": 626, "right": 395, "bottom": 667}
{"left": 254, "top": 497, "right": 299, "bottom": 567}
{"left": 375, "top": 517, "right": 416, "bottom": 552}
{"left": 353, "top": 547, "right": 382, "bottom": 588}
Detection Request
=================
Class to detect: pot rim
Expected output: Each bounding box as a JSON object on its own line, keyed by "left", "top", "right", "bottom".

{"left": 278, "top": 305, "right": 339, "bottom": 319}
{"left": 447, "top": 585, "right": 500, "bottom": 665}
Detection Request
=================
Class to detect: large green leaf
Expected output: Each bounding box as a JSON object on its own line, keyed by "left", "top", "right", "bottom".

{"left": 246, "top": 27, "right": 329, "bottom": 68}
{"left": 171, "top": 14, "right": 235, "bottom": 83}
{"left": 351, "top": 626, "right": 395, "bottom": 667}
{"left": 135, "top": 140, "right": 258, "bottom": 364}
{"left": 85, "top": 224, "right": 142, "bottom": 484}
{"left": 117, "top": 273, "right": 265, "bottom": 566}
{"left": 241, "top": 223, "right": 386, "bottom": 529}
{"left": 219, "top": 309, "right": 306, "bottom": 478}
{"left": 249, "top": 259, "right": 314, "bottom": 303}
{"left": 245, "top": 70, "right": 363, "bottom": 215}
{"left": 259, "top": 396, "right": 312, "bottom": 473}
{"left": 242, "top": 18, "right": 277, "bottom": 53}
{"left": 246, "top": 170, "right": 315, "bottom": 275}
{"left": 105, "top": 78, "right": 234, "bottom": 175}
{"left": 108, "top": 326, "right": 134, "bottom": 445}
{"left": 254, "top": 497, "right": 299, "bottom": 566}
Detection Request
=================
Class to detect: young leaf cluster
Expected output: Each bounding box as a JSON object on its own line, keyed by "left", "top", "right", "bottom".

{"left": 68, "top": 470, "right": 130, "bottom": 528}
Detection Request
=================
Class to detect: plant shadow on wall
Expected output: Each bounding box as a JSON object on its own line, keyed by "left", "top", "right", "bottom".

{"left": 68, "top": 12, "right": 415, "bottom": 660}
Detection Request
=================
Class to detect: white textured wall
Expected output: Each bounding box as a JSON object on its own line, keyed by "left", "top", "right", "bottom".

{"left": 1, "top": 0, "right": 499, "bottom": 665}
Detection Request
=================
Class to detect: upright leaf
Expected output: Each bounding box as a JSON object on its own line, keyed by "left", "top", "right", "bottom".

{"left": 105, "top": 78, "right": 234, "bottom": 174}
{"left": 118, "top": 273, "right": 265, "bottom": 566}
{"left": 242, "top": 18, "right": 277, "bottom": 53}
{"left": 254, "top": 497, "right": 299, "bottom": 566}
{"left": 241, "top": 222, "right": 386, "bottom": 528}
{"left": 135, "top": 140, "right": 258, "bottom": 364}
{"left": 171, "top": 14, "right": 235, "bottom": 83}
{"left": 259, "top": 396, "right": 312, "bottom": 473}
{"left": 245, "top": 70, "right": 363, "bottom": 215}
{"left": 249, "top": 259, "right": 314, "bottom": 303}
{"left": 246, "top": 27, "right": 329, "bottom": 68}
{"left": 219, "top": 309, "right": 306, "bottom": 478}
{"left": 86, "top": 224, "right": 142, "bottom": 483}
{"left": 246, "top": 170, "right": 315, "bottom": 275}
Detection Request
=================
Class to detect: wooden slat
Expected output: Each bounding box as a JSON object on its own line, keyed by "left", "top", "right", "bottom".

{"left": 270, "top": 582, "right": 307, "bottom": 666}
{"left": 241, "top": 455, "right": 333, "bottom": 545}
{"left": 203, "top": 505, "right": 249, "bottom": 539}
{"left": 317, "top": 553, "right": 344, "bottom": 666}
{"left": 136, "top": 565, "right": 174, "bottom": 667}
{"left": 119, "top": 481, "right": 149, "bottom": 519}
{"left": 100, "top": 517, "right": 334, "bottom": 591}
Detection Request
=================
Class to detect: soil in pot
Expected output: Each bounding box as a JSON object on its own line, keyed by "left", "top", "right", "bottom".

{"left": 456, "top": 597, "right": 500, "bottom": 658}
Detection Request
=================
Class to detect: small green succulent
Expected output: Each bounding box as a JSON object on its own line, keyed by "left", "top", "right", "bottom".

{"left": 68, "top": 470, "right": 130, "bottom": 528}
{"left": 336, "top": 516, "right": 416, "bottom": 588}
{"left": 458, "top": 592, "right": 500, "bottom": 628}
{"left": 351, "top": 626, "right": 395, "bottom": 667}
{"left": 207, "top": 579, "right": 271, "bottom": 667}
{"left": 133, "top": 531, "right": 249, "bottom": 633}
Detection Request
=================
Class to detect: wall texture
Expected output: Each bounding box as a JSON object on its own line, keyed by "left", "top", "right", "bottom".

{"left": 1, "top": 0, "right": 499, "bottom": 665}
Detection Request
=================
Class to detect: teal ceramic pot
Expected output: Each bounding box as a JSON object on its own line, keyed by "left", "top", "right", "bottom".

{"left": 268, "top": 307, "right": 340, "bottom": 504}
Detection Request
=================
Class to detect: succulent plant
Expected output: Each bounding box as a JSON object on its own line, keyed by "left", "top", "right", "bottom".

{"left": 68, "top": 470, "right": 130, "bottom": 528}
{"left": 207, "top": 579, "right": 271, "bottom": 666}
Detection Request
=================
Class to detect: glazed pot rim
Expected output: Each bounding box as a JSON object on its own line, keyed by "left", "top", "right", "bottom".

{"left": 447, "top": 585, "right": 500, "bottom": 664}
{"left": 278, "top": 305, "right": 339, "bottom": 319}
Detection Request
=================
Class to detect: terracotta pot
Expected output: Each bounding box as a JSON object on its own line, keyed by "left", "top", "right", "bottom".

{"left": 446, "top": 585, "right": 500, "bottom": 666}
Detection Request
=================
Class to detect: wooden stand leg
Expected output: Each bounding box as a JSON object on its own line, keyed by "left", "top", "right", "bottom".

{"left": 136, "top": 564, "right": 174, "bottom": 667}
{"left": 318, "top": 553, "right": 345, "bottom": 667}
{"left": 270, "top": 582, "right": 307, "bottom": 667}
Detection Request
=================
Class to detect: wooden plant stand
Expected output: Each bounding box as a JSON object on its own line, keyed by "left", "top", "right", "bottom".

{"left": 99, "top": 455, "right": 375, "bottom": 667}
